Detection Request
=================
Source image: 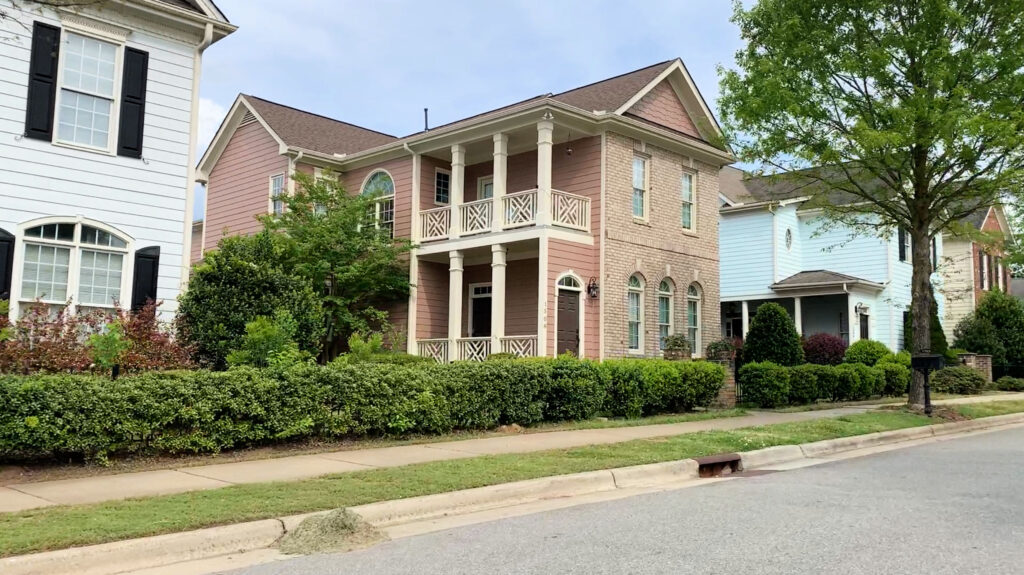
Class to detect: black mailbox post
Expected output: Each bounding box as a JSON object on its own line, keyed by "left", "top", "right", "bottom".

{"left": 911, "top": 354, "right": 945, "bottom": 416}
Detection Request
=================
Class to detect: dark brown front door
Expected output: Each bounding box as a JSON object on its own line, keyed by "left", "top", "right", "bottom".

{"left": 556, "top": 289, "right": 580, "bottom": 355}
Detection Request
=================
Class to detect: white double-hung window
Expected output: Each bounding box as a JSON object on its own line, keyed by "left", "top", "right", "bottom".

{"left": 681, "top": 171, "right": 695, "bottom": 230}
{"left": 19, "top": 221, "right": 130, "bottom": 311}
{"left": 632, "top": 156, "right": 648, "bottom": 219}
{"left": 56, "top": 32, "right": 119, "bottom": 150}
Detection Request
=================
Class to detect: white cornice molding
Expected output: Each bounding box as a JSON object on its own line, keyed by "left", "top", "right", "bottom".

{"left": 59, "top": 11, "right": 132, "bottom": 42}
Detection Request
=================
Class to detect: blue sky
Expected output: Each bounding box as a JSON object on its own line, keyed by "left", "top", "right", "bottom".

{"left": 194, "top": 0, "right": 746, "bottom": 219}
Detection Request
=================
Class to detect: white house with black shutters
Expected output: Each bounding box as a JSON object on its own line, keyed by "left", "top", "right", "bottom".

{"left": 0, "top": 0, "right": 234, "bottom": 320}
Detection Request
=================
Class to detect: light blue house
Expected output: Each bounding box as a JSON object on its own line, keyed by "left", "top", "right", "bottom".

{"left": 718, "top": 166, "right": 944, "bottom": 351}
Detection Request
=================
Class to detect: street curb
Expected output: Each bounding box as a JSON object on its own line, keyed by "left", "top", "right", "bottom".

{"left": 5, "top": 412, "right": 1024, "bottom": 575}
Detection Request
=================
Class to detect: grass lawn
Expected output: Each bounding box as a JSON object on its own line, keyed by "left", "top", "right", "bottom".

{"left": 0, "top": 411, "right": 933, "bottom": 558}
{"left": 954, "top": 400, "right": 1024, "bottom": 419}
{"left": 3, "top": 409, "right": 749, "bottom": 485}
{"left": 765, "top": 391, "right": 1013, "bottom": 413}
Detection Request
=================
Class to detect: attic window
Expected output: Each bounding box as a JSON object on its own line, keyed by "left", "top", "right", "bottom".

{"left": 240, "top": 111, "right": 257, "bottom": 126}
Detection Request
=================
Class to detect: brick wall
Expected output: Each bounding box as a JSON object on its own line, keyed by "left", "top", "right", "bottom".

{"left": 601, "top": 132, "right": 721, "bottom": 358}
{"left": 712, "top": 359, "right": 737, "bottom": 408}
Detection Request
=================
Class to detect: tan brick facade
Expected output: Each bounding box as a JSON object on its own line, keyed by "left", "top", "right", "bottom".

{"left": 601, "top": 132, "right": 721, "bottom": 358}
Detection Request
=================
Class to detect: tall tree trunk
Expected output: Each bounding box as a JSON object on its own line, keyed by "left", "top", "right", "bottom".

{"left": 908, "top": 229, "right": 932, "bottom": 408}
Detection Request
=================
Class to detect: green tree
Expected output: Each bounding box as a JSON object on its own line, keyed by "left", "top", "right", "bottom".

{"left": 177, "top": 231, "right": 324, "bottom": 369}
{"left": 743, "top": 302, "right": 804, "bottom": 366}
{"left": 720, "top": 1, "right": 1024, "bottom": 407}
{"left": 953, "top": 314, "right": 1006, "bottom": 367}
{"left": 974, "top": 289, "right": 1024, "bottom": 367}
{"left": 262, "top": 172, "right": 411, "bottom": 359}
{"left": 903, "top": 285, "right": 948, "bottom": 358}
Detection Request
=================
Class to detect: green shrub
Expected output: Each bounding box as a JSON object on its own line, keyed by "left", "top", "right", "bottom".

{"left": 226, "top": 312, "right": 311, "bottom": 369}
{"left": 995, "top": 376, "right": 1024, "bottom": 392}
{"left": 931, "top": 366, "right": 987, "bottom": 395}
{"left": 599, "top": 359, "right": 725, "bottom": 418}
{"left": 903, "top": 285, "right": 949, "bottom": 357}
{"left": 833, "top": 363, "right": 862, "bottom": 401}
{"left": 541, "top": 355, "right": 608, "bottom": 421}
{"left": 844, "top": 340, "right": 892, "bottom": 366}
{"left": 486, "top": 353, "right": 517, "bottom": 361}
{"left": 803, "top": 364, "right": 839, "bottom": 401}
{"left": 742, "top": 303, "right": 804, "bottom": 366}
{"left": 974, "top": 290, "right": 1024, "bottom": 368}
{"left": 787, "top": 364, "right": 820, "bottom": 405}
{"left": 953, "top": 315, "right": 1006, "bottom": 366}
{"left": 877, "top": 350, "right": 911, "bottom": 368}
{"left": 738, "top": 361, "right": 790, "bottom": 408}
{"left": 878, "top": 363, "right": 910, "bottom": 396}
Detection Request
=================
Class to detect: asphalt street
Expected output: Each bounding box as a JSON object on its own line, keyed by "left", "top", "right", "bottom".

{"left": 227, "top": 426, "right": 1024, "bottom": 574}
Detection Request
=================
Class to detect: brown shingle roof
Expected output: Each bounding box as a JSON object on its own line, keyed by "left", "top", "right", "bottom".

{"left": 244, "top": 95, "right": 397, "bottom": 156}
{"left": 552, "top": 60, "right": 674, "bottom": 112}
{"left": 771, "top": 270, "right": 883, "bottom": 290}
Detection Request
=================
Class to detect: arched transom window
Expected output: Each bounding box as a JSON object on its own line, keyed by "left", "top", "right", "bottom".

{"left": 19, "top": 221, "right": 130, "bottom": 309}
{"left": 558, "top": 275, "right": 582, "bottom": 290}
{"left": 627, "top": 274, "right": 644, "bottom": 352}
{"left": 657, "top": 279, "right": 674, "bottom": 351}
{"left": 687, "top": 283, "right": 702, "bottom": 357}
{"left": 361, "top": 170, "right": 395, "bottom": 237}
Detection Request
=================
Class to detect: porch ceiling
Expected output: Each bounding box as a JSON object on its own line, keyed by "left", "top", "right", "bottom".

{"left": 417, "top": 238, "right": 540, "bottom": 265}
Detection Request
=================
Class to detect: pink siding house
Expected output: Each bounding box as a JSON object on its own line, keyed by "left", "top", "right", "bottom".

{"left": 197, "top": 59, "right": 733, "bottom": 360}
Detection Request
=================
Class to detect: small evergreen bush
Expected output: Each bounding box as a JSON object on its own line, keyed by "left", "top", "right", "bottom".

{"left": 787, "top": 364, "right": 820, "bottom": 405}
{"left": 742, "top": 303, "right": 804, "bottom": 366}
{"left": 738, "top": 361, "right": 791, "bottom": 408}
{"left": 878, "top": 363, "right": 910, "bottom": 396}
{"left": 995, "top": 376, "right": 1024, "bottom": 392}
{"left": 844, "top": 340, "right": 892, "bottom": 366}
{"left": 931, "top": 366, "right": 987, "bottom": 395}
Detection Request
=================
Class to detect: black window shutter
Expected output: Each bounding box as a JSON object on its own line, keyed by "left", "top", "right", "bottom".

{"left": 24, "top": 22, "right": 61, "bottom": 141}
{"left": 0, "top": 229, "right": 13, "bottom": 300}
{"left": 898, "top": 228, "right": 907, "bottom": 261}
{"left": 131, "top": 246, "right": 160, "bottom": 310}
{"left": 117, "top": 47, "right": 149, "bottom": 158}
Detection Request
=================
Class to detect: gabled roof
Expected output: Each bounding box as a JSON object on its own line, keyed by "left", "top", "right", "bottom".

{"left": 244, "top": 95, "right": 397, "bottom": 156}
{"left": 771, "top": 270, "right": 884, "bottom": 292}
{"left": 150, "top": 0, "right": 232, "bottom": 25}
{"left": 958, "top": 207, "right": 991, "bottom": 230}
{"left": 552, "top": 61, "right": 674, "bottom": 113}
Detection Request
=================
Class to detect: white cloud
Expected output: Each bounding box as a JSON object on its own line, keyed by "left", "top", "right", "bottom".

{"left": 197, "top": 97, "right": 228, "bottom": 158}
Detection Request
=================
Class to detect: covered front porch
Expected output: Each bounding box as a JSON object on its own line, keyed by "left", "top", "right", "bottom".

{"left": 721, "top": 271, "right": 885, "bottom": 344}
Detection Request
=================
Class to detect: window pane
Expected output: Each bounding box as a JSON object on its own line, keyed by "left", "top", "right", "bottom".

{"left": 682, "top": 204, "right": 692, "bottom": 229}
{"left": 628, "top": 291, "right": 640, "bottom": 321}
{"left": 632, "top": 189, "right": 645, "bottom": 217}
{"left": 632, "top": 157, "right": 645, "bottom": 189}
{"left": 659, "top": 296, "right": 670, "bottom": 323}
{"left": 58, "top": 89, "right": 112, "bottom": 148}
{"left": 63, "top": 33, "right": 117, "bottom": 98}
{"left": 363, "top": 171, "right": 395, "bottom": 197}
{"left": 272, "top": 199, "right": 285, "bottom": 216}
{"left": 659, "top": 324, "right": 669, "bottom": 350}
{"left": 21, "top": 244, "right": 71, "bottom": 301}
{"left": 271, "top": 174, "right": 285, "bottom": 195}
{"left": 682, "top": 174, "right": 693, "bottom": 201}
{"left": 78, "top": 249, "right": 123, "bottom": 305}
{"left": 629, "top": 275, "right": 641, "bottom": 289}
{"left": 435, "top": 172, "right": 450, "bottom": 204}
{"left": 81, "top": 225, "right": 126, "bottom": 248}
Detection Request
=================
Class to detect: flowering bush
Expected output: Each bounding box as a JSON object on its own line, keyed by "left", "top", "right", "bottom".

{"left": 0, "top": 300, "right": 191, "bottom": 375}
{"left": 802, "top": 333, "right": 847, "bottom": 365}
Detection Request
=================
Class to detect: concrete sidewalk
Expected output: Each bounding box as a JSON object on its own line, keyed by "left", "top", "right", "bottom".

{"left": 2, "top": 393, "right": 1020, "bottom": 513}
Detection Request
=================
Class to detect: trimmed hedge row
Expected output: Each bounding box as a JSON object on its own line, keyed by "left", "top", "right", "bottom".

{"left": 0, "top": 357, "right": 725, "bottom": 461}
{"left": 739, "top": 361, "right": 909, "bottom": 408}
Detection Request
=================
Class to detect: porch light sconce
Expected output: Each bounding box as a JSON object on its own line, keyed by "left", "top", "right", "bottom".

{"left": 855, "top": 303, "right": 869, "bottom": 315}
{"left": 587, "top": 277, "right": 600, "bottom": 299}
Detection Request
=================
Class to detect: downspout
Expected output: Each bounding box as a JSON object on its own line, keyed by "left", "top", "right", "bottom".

{"left": 289, "top": 150, "right": 304, "bottom": 193}
{"left": 181, "top": 23, "right": 214, "bottom": 289}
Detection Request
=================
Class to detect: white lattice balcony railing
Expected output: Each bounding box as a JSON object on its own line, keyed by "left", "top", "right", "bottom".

{"left": 551, "top": 190, "right": 590, "bottom": 232}
{"left": 502, "top": 189, "right": 537, "bottom": 229}
{"left": 419, "top": 206, "right": 451, "bottom": 241}
{"left": 457, "top": 337, "right": 491, "bottom": 362}
{"left": 417, "top": 339, "right": 450, "bottom": 363}
{"left": 499, "top": 336, "right": 537, "bottom": 358}
{"left": 459, "top": 198, "right": 493, "bottom": 235}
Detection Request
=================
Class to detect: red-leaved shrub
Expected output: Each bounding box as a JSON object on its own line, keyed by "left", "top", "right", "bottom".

{"left": 802, "top": 333, "right": 848, "bottom": 365}
{"left": 0, "top": 300, "right": 192, "bottom": 375}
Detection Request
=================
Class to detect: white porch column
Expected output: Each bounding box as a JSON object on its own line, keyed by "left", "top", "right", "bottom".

{"left": 537, "top": 236, "right": 549, "bottom": 356}
{"left": 407, "top": 153, "right": 421, "bottom": 354}
{"left": 492, "top": 133, "right": 508, "bottom": 232}
{"left": 448, "top": 250, "right": 464, "bottom": 359}
{"left": 449, "top": 144, "right": 466, "bottom": 239}
{"left": 793, "top": 297, "right": 803, "bottom": 336}
{"left": 536, "top": 116, "right": 554, "bottom": 226}
{"left": 491, "top": 244, "right": 507, "bottom": 352}
{"left": 741, "top": 300, "right": 750, "bottom": 338}
{"left": 847, "top": 294, "right": 859, "bottom": 343}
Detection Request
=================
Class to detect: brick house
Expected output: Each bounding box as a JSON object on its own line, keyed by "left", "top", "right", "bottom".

{"left": 939, "top": 206, "right": 1013, "bottom": 341}
{"left": 196, "top": 59, "right": 733, "bottom": 360}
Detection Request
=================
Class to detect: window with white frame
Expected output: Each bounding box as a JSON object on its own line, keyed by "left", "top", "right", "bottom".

{"left": 657, "top": 279, "right": 674, "bottom": 351}
{"left": 56, "top": 32, "right": 119, "bottom": 150}
{"left": 434, "top": 169, "right": 450, "bottom": 204}
{"left": 687, "top": 284, "right": 702, "bottom": 356}
{"left": 632, "top": 156, "right": 648, "bottom": 219}
{"left": 362, "top": 170, "right": 396, "bottom": 237}
{"left": 681, "top": 171, "right": 695, "bottom": 230}
{"left": 478, "top": 176, "right": 494, "bottom": 200}
{"left": 627, "top": 274, "right": 644, "bottom": 351}
{"left": 997, "top": 257, "right": 1005, "bottom": 290}
{"left": 270, "top": 174, "right": 286, "bottom": 216}
{"left": 19, "top": 221, "right": 129, "bottom": 309}
{"left": 981, "top": 252, "right": 990, "bottom": 290}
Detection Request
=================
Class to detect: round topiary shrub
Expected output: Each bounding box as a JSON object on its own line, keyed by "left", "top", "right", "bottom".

{"left": 742, "top": 303, "right": 804, "bottom": 366}
{"left": 878, "top": 363, "right": 910, "bottom": 396}
{"left": 802, "top": 333, "right": 847, "bottom": 366}
{"left": 738, "top": 361, "right": 791, "bottom": 408}
{"left": 843, "top": 340, "right": 892, "bottom": 366}
{"left": 931, "top": 366, "right": 987, "bottom": 395}
{"left": 787, "top": 364, "right": 820, "bottom": 405}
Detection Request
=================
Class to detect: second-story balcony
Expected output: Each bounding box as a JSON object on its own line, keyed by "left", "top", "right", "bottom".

{"left": 419, "top": 188, "right": 590, "bottom": 242}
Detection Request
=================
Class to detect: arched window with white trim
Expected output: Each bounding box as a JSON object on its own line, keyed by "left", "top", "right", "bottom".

{"left": 687, "top": 283, "right": 703, "bottom": 357}
{"left": 627, "top": 274, "right": 644, "bottom": 352}
{"left": 361, "top": 170, "right": 395, "bottom": 237}
{"left": 17, "top": 219, "right": 131, "bottom": 313}
{"left": 657, "top": 279, "right": 674, "bottom": 350}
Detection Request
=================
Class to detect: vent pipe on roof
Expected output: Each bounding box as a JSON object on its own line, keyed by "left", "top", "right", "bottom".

{"left": 424, "top": 108, "right": 429, "bottom": 131}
